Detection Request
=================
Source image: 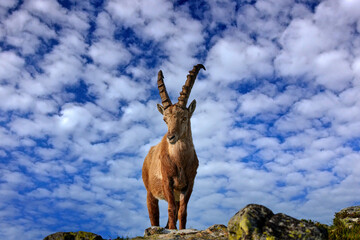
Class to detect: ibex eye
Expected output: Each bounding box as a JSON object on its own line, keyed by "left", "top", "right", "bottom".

{"left": 182, "top": 117, "right": 187, "bottom": 122}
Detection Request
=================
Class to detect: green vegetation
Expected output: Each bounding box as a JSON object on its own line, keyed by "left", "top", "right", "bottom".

{"left": 303, "top": 209, "right": 360, "bottom": 240}
{"left": 328, "top": 212, "right": 360, "bottom": 240}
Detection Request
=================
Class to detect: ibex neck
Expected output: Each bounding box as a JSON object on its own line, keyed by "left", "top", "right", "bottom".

{"left": 168, "top": 137, "right": 194, "bottom": 162}
{"left": 168, "top": 126, "right": 194, "bottom": 158}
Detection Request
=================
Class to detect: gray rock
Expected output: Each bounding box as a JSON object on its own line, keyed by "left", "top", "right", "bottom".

{"left": 142, "top": 224, "right": 228, "bottom": 239}
{"left": 228, "top": 204, "right": 274, "bottom": 240}
{"left": 335, "top": 205, "right": 360, "bottom": 228}
{"left": 328, "top": 205, "right": 360, "bottom": 239}
{"left": 228, "top": 204, "right": 328, "bottom": 240}
{"left": 43, "top": 231, "right": 103, "bottom": 240}
{"left": 263, "top": 213, "right": 327, "bottom": 240}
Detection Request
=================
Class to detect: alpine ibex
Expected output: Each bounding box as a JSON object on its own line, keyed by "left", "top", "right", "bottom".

{"left": 142, "top": 64, "right": 205, "bottom": 230}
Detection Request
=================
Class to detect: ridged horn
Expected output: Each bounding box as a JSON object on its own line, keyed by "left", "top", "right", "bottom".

{"left": 177, "top": 64, "right": 206, "bottom": 108}
{"left": 157, "top": 70, "right": 172, "bottom": 109}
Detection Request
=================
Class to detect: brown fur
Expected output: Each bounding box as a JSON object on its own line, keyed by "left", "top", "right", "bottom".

{"left": 142, "top": 65, "right": 204, "bottom": 230}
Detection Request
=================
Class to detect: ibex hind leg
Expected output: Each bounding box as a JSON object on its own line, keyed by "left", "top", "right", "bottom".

{"left": 147, "top": 192, "right": 159, "bottom": 226}
{"left": 165, "top": 201, "right": 179, "bottom": 229}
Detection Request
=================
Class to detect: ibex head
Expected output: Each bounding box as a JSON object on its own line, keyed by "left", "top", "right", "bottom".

{"left": 156, "top": 64, "right": 206, "bottom": 144}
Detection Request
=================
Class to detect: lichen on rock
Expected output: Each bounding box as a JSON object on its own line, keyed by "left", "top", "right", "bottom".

{"left": 227, "top": 204, "right": 274, "bottom": 240}
{"left": 263, "top": 213, "right": 327, "bottom": 239}
{"left": 142, "top": 224, "right": 228, "bottom": 239}
{"left": 43, "top": 231, "right": 103, "bottom": 240}
{"left": 227, "top": 204, "right": 328, "bottom": 240}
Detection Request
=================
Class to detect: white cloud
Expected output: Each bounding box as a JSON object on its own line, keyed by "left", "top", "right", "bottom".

{"left": 83, "top": 65, "right": 148, "bottom": 112}
{"left": 314, "top": 50, "right": 353, "bottom": 91}
{"left": 0, "top": 0, "right": 17, "bottom": 9}
{"left": 275, "top": 18, "right": 330, "bottom": 78}
{"left": 0, "top": 51, "right": 24, "bottom": 81}
{"left": 107, "top": 0, "right": 205, "bottom": 78}
{"left": 239, "top": 92, "right": 278, "bottom": 117}
{"left": 0, "top": 84, "right": 33, "bottom": 112}
{"left": 39, "top": 34, "right": 85, "bottom": 88}
{"left": 24, "top": 0, "right": 64, "bottom": 18}
{"left": 275, "top": 0, "right": 359, "bottom": 92}
{"left": 293, "top": 91, "right": 337, "bottom": 119}
{"left": 89, "top": 39, "right": 131, "bottom": 69}
{"left": 106, "top": 0, "right": 174, "bottom": 40}
{"left": 9, "top": 117, "right": 44, "bottom": 138}
{"left": 57, "top": 104, "right": 93, "bottom": 133}
{"left": 93, "top": 12, "right": 115, "bottom": 39}
{"left": 1, "top": 9, "right": 56, "bottom": 55}
{"left": 23, "top": 0, "right": 90, "bottom": 33}
{"left": 206, "top": 37, "right": 275, "bottom": 83}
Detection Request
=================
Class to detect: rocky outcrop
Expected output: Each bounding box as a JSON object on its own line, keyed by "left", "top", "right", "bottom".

{"left": 139, "top": 224, "right": 228, "bottom": 239}
{"left": 328, "top": 205, "right": 360, "bottom": 240}
{"left": 43, "top": 204, "right": 360, "bottom": 240}
{"left": 43, "top": 231, "right": 103, "bottom": 240}
{"left": 263, "top": 213, "right": 328, "bottom": 240}
{"left": 228, "top": 204, "right": 328, "bottom": 240}
{"left": 227, "top": 204, "right": 273, "bottom": 240}
{"left": 334, "top": 206, "right": 360, "bottom": 228}
{"left": 142, "top": 204, "right": 329, "bottom": 240}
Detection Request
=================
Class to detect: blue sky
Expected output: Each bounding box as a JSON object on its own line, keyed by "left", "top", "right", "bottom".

{"left": 1, "top": 0, "right": 360, "bottom": 239}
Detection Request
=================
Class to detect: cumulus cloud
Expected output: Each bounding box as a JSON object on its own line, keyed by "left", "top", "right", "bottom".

{"left": 0, "top": 51, "right": 25, "bottom": 80}
{"left": 206, "top": 37, "right": 275, "bottom": 83}
{"left": 106, "top": 0, "right": 174, "bottom": 40}
{"left": 89, "top": 39, "right": 131, "bottom": 69}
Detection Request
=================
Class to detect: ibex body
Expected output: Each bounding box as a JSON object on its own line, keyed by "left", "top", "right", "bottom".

{"left": 142, "top": 64, "right": 205, "bottom": 229}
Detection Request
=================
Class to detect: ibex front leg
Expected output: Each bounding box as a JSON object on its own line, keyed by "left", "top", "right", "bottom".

{"left": 165, "top": 201, "right": 179, "bottom": 229}
{"left": 146, "top": 192, "right": 159, "bottom": 226}
{"left": 163, "top": 178, "right": 177, "bottom": 229}
{"left": 178, "top": 181, "right": 194, "bottom": 229}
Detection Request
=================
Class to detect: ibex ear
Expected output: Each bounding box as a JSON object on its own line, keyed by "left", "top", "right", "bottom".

{"left": 188, "top": 99, "right": 196, "bottom": 116}
{"left": 157, "top": 104, "right": 165, "bottom": 115}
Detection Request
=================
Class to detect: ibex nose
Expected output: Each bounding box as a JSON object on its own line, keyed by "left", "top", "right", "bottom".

{"left": 167, "top": 134, "right": 176, "bottom": 141}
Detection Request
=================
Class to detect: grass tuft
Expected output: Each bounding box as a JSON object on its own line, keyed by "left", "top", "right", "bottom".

{"left": 328, "top": 213, "right": 360, "bottom": 240}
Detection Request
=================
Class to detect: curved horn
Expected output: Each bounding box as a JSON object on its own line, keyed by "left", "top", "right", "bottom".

{"left": 177, "top": 64, "right": 206, "bottom": 108}
{"left": 157, "top": 70, "right": 172, "bottom": 109}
